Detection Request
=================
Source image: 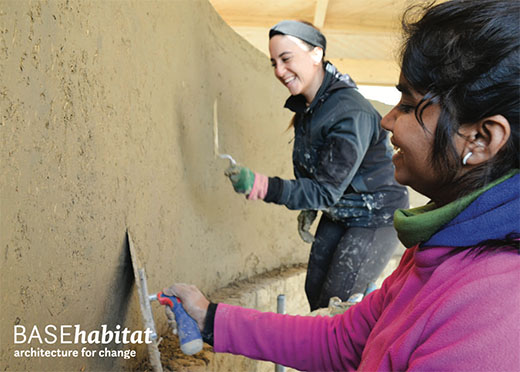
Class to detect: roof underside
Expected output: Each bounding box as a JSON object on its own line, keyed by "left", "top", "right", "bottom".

{"left": 209, "top": 0, "right": 420, "bottom": 86}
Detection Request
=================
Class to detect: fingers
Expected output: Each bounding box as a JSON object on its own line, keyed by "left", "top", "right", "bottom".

{"left": 224, "top": 164, "right": 241, "bottom": 177}
{"left": 297, "top": 210, "right": 316, "bottom": 243}
{"left": 165, "top": 305, "right": 175, "bottom": 320}
{"left": 226, "top": 167, "right": 247, "bottom": 191}
{"left": 298, "top": 229, "right": 315, "bottom": 243}
{"left": 163, "top": 283, "right": 197, "bottom": 300}
{"left": 162, "top": 285, "right": 180, "bottom": 300}
{"left": 164, "top": 306, "right": 178, "bottom": 335}
{"left": 162, "top": 283, "right": 210, "bottom": 331}
{"left": 223, "top": 165, "right": 256, "bottom": 194}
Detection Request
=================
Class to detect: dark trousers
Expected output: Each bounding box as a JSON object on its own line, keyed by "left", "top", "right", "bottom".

{"left": 305, "top": 214, "right": 400, "bottom": 311}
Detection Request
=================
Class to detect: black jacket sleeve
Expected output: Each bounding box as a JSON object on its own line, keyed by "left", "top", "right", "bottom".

{"left": 264, "top": 111, "right": 376, "bottom": 210}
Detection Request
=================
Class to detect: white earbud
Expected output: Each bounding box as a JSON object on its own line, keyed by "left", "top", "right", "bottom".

{"left": 462, "top": 152, "right": 473, "bottom": 165}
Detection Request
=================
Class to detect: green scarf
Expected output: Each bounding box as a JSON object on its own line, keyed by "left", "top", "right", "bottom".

{"left": 394, "top": 170, "right": 519, "bottom": 248}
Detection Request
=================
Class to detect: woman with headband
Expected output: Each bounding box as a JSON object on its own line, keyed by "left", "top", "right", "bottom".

{"left": 163, "top": 0, "right": 519, "bottom": 370}
{"left": 226, "top": 20, "right": 409, "bottom": 311}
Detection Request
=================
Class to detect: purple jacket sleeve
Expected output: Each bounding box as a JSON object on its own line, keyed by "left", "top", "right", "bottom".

{"left": 213, "top": 280, "right": 394, "bottom": 371}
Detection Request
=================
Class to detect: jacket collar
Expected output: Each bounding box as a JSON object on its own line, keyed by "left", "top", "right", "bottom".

{"left": 283, "top": 62, "right": 357, "bottom": 114}
{"left": 426, "top": 171, "right": 519, "bottom": 248}
{"left": 394, "top": 170, "right": 519, "bottom": 248}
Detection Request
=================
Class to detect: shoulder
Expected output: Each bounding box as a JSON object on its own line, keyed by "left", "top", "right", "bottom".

{"left": 449, "top": 248, "right": 519, "bottom": 277}
{"left": 427, "top": 249, "right": 519, "bottom": 321}
{"left": 411, "top": 250, "right": 520, "bottom": 370}
{"left": 322, "top": 87, "right": 381, "bottom": 120}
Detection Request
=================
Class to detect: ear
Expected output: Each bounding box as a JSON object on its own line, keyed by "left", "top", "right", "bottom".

{"left": 459, "top": 115, "right": 511, "bottom": 166}
{"left": 311, "top": 47, "right": 324, "bottom": 64}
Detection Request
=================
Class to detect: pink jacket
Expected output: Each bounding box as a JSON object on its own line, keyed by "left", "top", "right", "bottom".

{"left": 214, "top": 246, "right": 520, "bottom": 371}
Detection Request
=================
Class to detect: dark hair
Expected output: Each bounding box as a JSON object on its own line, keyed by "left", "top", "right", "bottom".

{"left": 400, "top": 0, "right": 519, "bottom": 196}
{"left": 270, "top": 20, "right": 327, "bottom": 58}
{"left": 451, "top": 233, "right": 520, "bottom": 257}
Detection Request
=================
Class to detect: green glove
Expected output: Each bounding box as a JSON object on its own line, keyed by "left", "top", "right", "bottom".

{"left": 297, "top": 210, "right": 317, "bottom": 243}
{"left": 225, "top": 165, "right": 255, "bottom": 194}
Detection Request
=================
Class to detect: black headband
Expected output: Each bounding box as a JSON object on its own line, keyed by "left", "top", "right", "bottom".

{"left": 269, "top": 20, "right": 327, "bottom": 51}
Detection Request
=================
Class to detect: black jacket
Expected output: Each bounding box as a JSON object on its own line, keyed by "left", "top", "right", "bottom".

{"left": 264, "top": 63, "right": 408, "bottom": 227}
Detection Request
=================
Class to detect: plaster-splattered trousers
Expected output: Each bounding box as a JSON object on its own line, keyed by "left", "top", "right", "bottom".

{"left": 305, "top": 214, "right": 398, "bottom": 310}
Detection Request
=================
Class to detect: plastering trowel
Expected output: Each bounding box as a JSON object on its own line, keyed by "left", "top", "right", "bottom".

{"left": 127, "top": 230, "right": 163, "bottom": 372}
{"left": 126, "top": 231, "right": 203, "bottom": 372}
{"left": 213, "top": 99, "right": 237, "bottom": 167}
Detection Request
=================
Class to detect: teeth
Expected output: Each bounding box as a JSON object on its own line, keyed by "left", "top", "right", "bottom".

{"left": 284, "top": 77, "right": 295, "bottom": 84}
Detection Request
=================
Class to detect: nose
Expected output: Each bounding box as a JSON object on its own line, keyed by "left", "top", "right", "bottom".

{"left": 274, "top": 63, "right": 286, "bottom": 79}
{"left": 381, "top": 107, "right": 396, "bottom": 132}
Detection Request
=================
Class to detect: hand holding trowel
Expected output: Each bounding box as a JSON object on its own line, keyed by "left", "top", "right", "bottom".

{"left": 213, "top": 99, "right": 269, "bottom": 200}
{"left": 127, "top": 231, "right": 202, "bottom": 372}
{"left": 149, "top": 292, "right": 203, "bottom": 355}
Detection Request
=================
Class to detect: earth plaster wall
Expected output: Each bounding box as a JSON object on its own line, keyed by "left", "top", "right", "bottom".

{"left": 0, "top": 1, "right": 306, "bottom": 370}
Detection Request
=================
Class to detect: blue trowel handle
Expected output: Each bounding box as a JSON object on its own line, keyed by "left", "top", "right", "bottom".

{"left": 155, "top": 292, "right": 203, "bottom": 355}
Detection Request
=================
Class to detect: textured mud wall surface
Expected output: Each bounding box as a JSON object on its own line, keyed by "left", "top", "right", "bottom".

{"left": 0, "top": 1, "right": 304, "bottom": 370}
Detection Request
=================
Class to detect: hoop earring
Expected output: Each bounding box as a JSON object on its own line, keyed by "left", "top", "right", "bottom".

{"left": 462, "top": 152, "right": 473, "bottom": 166}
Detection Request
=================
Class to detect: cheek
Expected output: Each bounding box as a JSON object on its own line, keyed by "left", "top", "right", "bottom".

{"left": 286, "top": 62, "right": 301, "bottom": 77}
{"left": 400, "top": 123, "right": 431, "bottom": 153}
{"left": 408, "top": 139, "right": 432, "bottom": 171}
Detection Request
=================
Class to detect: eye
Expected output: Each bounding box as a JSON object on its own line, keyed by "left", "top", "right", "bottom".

{"left": 396, "top": 103, "right": 416, "bottom": 114}
{"left": 281, "top": 56, "right": 291, "bottom": 63}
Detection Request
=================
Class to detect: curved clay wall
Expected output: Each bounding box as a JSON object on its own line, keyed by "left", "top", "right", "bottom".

{"left": 1, "top": 1, "right": 306, "bottom": 370}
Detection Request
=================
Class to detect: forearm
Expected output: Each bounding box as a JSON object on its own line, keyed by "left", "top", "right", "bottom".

{"left": 263, "top": 176, "right": 347, "bottom": 210}
{"left": 211, "top": 303, "right": 363, "bottom": 371}
{"left": 264, "top": 135, "right": 368, "bottom": 210}
{"left": 203, "top": 266, "right": 396, "bottom": 370}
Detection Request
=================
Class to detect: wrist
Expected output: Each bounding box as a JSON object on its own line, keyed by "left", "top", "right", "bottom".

{"left": 263, "top": 176, "right": 284, "bottom": 203}
{"left": 247, "top": 173, "right": 268, "bottom": 200}
{"left": 194, "top": 299, "right": 210, "bottom": 331}
{"left": 201, "top": 303, "right": 218, "bottom": 346}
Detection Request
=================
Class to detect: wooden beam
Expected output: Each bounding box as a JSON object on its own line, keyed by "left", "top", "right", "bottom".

{"left": 313, "top": 0, "right": 329, "bottom": 28}
{"left": 330, "top": 58, "right": 400, "bottom": 86}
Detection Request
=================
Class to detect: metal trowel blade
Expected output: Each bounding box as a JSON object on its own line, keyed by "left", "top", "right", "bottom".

{"left": 126, "top": 230, "right": 163, "bottom": 372}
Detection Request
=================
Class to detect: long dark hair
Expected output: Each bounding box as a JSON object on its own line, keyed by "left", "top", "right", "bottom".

{"left": 401, "top": 0, "right": 520, "bottom": 254}
{"left": 400, "top": 0, "right": 519, "bottom": 197}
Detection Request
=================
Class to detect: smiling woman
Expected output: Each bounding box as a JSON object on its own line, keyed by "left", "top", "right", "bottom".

{"left": 224, "top": 19, "right": 409, "bottom": 312}
{"left": 384, "top": 1, "right": 519, "bottom": 208}
{"left": 382, "top": 79, "right": 444, "bottom": 200}
{"left": 268, "top": 21, "right": 326, "bottom": 102}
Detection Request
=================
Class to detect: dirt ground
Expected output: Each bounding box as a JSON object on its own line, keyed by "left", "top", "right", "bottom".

{"left": 132, "top": 334, "right": 214, "bottom": 372}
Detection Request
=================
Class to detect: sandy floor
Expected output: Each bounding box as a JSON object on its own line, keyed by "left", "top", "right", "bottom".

{"left": 132, "top": 334, "right": 214, "bottom": 372}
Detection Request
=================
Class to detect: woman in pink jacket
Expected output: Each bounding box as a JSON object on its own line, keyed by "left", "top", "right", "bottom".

{"left": 164, "top": 0, "right": 520, "bottom": 370}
